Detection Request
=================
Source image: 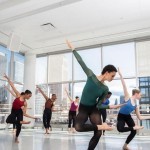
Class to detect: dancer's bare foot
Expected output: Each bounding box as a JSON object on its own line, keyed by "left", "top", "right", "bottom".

{"left": 12, "top": 129, "right": 16, "bottom": 133}
{"left": 68, "top": 128, "right": 71, "bottom": 133}
{"left": 123, "top": 144, "right": 129, "bottom": 150}
{"left": 133, "top": 125, "right": 144, "bottom": 130}
{"left": 44, "top": 132, "right": 50, "bottom": 134}
{"left": 72, "top": 128, "right": 76, "bottom": 133}
{"left": 15, "top": 137, "right": 19, "bottom": 143}
{"left": 97, "top": 123, "right": 113, "bottom": 131}
{"left": 45, "top": 128, "right": 50, "bottom": 134}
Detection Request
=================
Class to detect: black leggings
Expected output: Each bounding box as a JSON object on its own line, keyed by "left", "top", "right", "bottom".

{"left": 43, "top": 108, "right": 52, "bottom": 129}
{"left": 99, "top": 109, "right": 107, "bottom": 123}
{"left": 68, "top": 110, "right": 77, "bottom": 128}
{"left": 6, "top": 109, "right": 23, "bottom": 137}
{"left": 11, "top": 109, "right": 16, "bottom": 130}
{"left": 99, "top": 109, "right": 107, "bottom": 134}
{"left": 13, "top": 123, "right": 16, "bottom": 129}
{"left": 75, "top": 103, "right": 102, "bottom": 150}
{"left": 117, "top": 113, "right": 136, "bottom": 144}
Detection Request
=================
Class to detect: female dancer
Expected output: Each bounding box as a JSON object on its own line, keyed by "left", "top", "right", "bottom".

{"left": 36, "top": 86, "right": 57, "bottom": 134}
{"left": 66, "top": 40, "right": 124, "bottom": 150}
{"left": 117, "top": 68, "right": 150, "bottom": 150}
{"left": 65, "top": 88, "right": 79, "bottom": 133}
{"left": 4, "top": 74, "right": 36, "bottom": 143}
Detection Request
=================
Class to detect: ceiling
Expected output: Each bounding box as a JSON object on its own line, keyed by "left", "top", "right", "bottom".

{"left": 0, "top": 0, "right": 150, "bottom": 54}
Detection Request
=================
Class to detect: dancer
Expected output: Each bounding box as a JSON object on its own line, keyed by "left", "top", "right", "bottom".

{"left": 99, "top": 91, "right": 112, "bottom": 135}
{"left": 36, "top": 86, "right": 57, "bottom": 134}
{"left": 117, "top": 68, "right": 150, "bottom": 150}
{"left": 4, "top": 74, "right": 36, "bottom": 143}
{"left": 66, "top": 40, "right": 124, "bottom": 150}
{"left": 65, "top": 88, "right": 79, "bottom": 133}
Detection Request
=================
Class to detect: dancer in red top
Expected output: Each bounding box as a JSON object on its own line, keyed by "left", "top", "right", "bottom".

{"left": 37, "top": 86, "right": 57, "bottom": 134}
{"left": 4, "top": 74, "right": 36, "bottom": 143}
{"left": 65, "top": 88, "right": 79, "bottom": 133}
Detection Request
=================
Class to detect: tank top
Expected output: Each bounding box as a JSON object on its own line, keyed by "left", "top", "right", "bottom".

{"left": 45, "top": 99, "right": 53, "bottom": 109}
{"left": 70, "top": 101, "right": 78, "bottom": 111}
{"left": 12, "top": 97, "right": 25, "bottom": 110}
{"left": 119, "top": 99, "right": 137, "bottom": 115}
{"left": 102, "top": 98, "right": 110, "bottom": 106}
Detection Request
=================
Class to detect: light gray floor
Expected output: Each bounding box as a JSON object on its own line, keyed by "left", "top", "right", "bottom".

{"left": 0, "top": 129, "right": 149, "bottom": 150}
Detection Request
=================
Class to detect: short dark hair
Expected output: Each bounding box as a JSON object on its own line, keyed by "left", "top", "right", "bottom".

{"left": 21, "top": 92, "right": 25, "bottom": 95}
{"left": 75, "top": 96, "right": 79, "bottom": 99}
{"left": 108, "top": 91, "right": 112, "bottom": 95}
{"left": 101, "top": 65, "right": 117, "bottom": 75}
{"left": 25, "top": 90, "right": 32, "bottom": 95}
{"left": 52, "top": 94, "right": 56, "bottom": 96}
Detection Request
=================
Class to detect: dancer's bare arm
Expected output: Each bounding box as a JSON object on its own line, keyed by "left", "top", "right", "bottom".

{"left": 109, "top": 103, "right": 126, "bottom": 109}
{"left": 4, "top": 74, "right": 20, "bottom": 97}
{"left": 135, "top": 107, "right": 150, "bottom": 120}
{"left": 65, "top": 88, "right": 73, "bottom": 103}
{"left": 118, "top": 68, "right": 130, "bottom": 101}
{"left": 36, "top": 86, "right": 49, "bottom": 101}
{"left": 4, "top": 85, "right": 16, "bottom": 97}
{"left": 22, "top": 101, "right": 36, "bottom": 119}
{"left": 66, "top": 40, "right": 93, "bottom": 77}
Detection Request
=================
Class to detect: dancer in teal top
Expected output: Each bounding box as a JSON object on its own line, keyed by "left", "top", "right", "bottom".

{"left": 66, "top": 40, "right": 123, "bottom": 150}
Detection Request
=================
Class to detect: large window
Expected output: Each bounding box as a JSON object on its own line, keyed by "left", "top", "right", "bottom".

{"left": 0, "top": 45, "right": 11, "bottom": 78}
{"left": 35, "top": 84, "right": 48, "bottom": 115}
{"left": 103, "top": 42, "right": 135, "bottom": 77}
{"left": 14, "top": 52, "right": 25, "bottom": 83}
{"left": 0, "top": 45, "right": 11, "bottom": 106}
{"left": 73, "top": 82, "right": 85, "bottom": 99}
{"left": 74, "top": 48, "right": 101, "bottom": 81}
{"left": 36, "top": 57, "right": 48, "bottom": 84}
{"left": 105, "top": 78, "right": 137, "bottom": 105}
{"left": 136, "top": 41, "right": 150, "bottom": 77}
{"left": 48, "top": 53, "right": 72, "bottom": 82}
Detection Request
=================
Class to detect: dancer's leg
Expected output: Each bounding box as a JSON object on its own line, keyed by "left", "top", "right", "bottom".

{"left": 43, "top": 109, "right": 48, "bottom": 134}
{"left": 75, "top": 104, "right": 96, "bottom": 132}
{"left": 88, "top": 108, "right": 102, "bottom": 150}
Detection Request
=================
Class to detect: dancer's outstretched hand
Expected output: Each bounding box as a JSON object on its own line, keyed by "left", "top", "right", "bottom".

{"left": 66, "top": 40, "right": 75, "bottom": 51}
{"left": 118, "top": 68, "right": 122, "bottom": 77}
{"left": 4, "top": 73, "right": 9, "bottom": 79}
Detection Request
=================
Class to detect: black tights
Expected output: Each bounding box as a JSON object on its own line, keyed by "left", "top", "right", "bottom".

{"left": 99, "top": 109, "right": 107, "bottom": 134}
{"left": 43, "top": 108, "right": 52, "bottom": 129}
{"left": 117, "top": 113, "right": 136, "bottom": 144}
{"left": 6, "top": 109, "right": 23, "bottom": 137}
{"left": 75, "top": 103, "right": 102, "bottom": 150}
{"left": 68, "top": 110, "right": 76, "bottom": 128}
